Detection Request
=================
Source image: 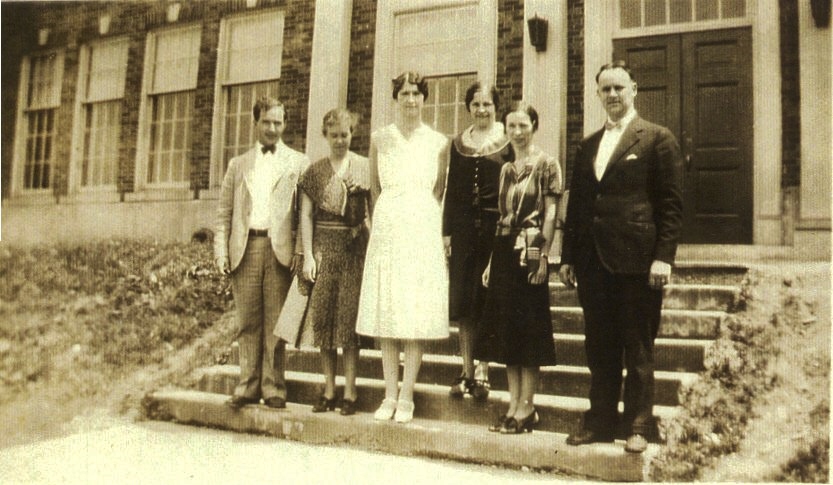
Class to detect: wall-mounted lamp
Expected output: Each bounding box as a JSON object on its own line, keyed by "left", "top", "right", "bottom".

{"left": 527, "top": 14, "right": 548, "bottom": 52}
{"left": 37, "top": 28, "right": 50, "bottom": 46}
{"left": 166, "top": 2, "right": 182, "bottom": 23}
{"left": 98, "top": 13, "right": 112, "bottom": 35}
{"left": 811, "top": 0, "right": 830, "bottom": 28}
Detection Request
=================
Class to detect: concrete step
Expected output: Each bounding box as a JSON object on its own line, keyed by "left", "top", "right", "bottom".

{"left": 549, "top": 282, "right": 739, "bottom": 312}
{"left": 195, "top": 367, "right": 679, "bottom": 440}
{"left": 145, "top": 389, "right": 656, "bottom": 481}
{"left": 551, "top": 307, "right": 725, "bottom": 339}
{"left": 281, "top": 349, "right": 696, "bottom": 406}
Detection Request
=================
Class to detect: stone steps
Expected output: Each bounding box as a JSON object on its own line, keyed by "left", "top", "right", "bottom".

{"left": 194, "top": 368, "right": 680, "bottom": 439}
{"left": 146, "top": 389, "right": 655, "bottom": 482}
{"left": 142, "top": 261, "right": 746, "bottom": 481}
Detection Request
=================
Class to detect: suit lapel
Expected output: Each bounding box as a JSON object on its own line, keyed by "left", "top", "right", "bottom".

{"left": 600, "top": 117, "right": 644, "bottom": 182}
{"left": 269, "top": 141, "right": 292, "bottom": 192}
{"left": 241, "top": 148, "right": 258, "bottom": 195}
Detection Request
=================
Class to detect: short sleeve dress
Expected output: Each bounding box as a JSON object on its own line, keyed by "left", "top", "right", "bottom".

{"left": 297, "top": 152, "right": 370, "bottom": 349}
{"left": 355, "top": 124, "right": 450, "bottom": 340}
{"left": 474, "top": 148, "right": 562, "bottom": 366}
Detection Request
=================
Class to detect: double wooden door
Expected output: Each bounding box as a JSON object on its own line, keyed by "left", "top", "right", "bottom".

{"left": 614, "top": 28, "right": 753, "bottom": 244}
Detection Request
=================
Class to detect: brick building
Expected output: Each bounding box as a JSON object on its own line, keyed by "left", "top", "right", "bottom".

{"left": 1, "top": 0, "right": 830, "bottom": 251}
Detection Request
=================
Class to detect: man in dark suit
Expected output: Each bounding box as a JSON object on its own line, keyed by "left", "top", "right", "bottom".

{"left": 559, "top": 61, "right": 683, "bottom": 453}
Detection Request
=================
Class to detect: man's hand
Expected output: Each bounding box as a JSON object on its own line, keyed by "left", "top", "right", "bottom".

{"left": 528, "top": 261, "right": 548, "bottom": 285}
{"left": 649, "top": 260, "right": 671, "bottom": 290}
{"left": 290, "top": 254, "right": 303, "bottom": 274}
{"left": 558, "top": 264, "right": 576, "bottom": 288}
{"left": 216, "top": 257, "right": 231, "bottom": 276}
{"left": 443, "top": 236, "right": 451, "bottom": 258}
{"left": 303, "top": 255, "right": 317, "bottom": 283}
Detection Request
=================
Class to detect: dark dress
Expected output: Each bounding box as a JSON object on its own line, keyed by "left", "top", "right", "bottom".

{"left": 443, "top": 126, "right": 510, "bottom": 322}
{"left": 475, "top": 148, "right": 562, "bottom": 367}
{"left": 297, "top": 153, "right": 370, "bottom": 350}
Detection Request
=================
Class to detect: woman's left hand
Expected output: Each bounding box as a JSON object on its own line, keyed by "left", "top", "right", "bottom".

{"left": 528, "top": 259, "right": 548, "bottom": 285}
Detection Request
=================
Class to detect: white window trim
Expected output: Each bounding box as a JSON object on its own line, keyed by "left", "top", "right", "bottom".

{"left": 613, "top": 0, "right": 752, "bottom": 38}
{"left": 209, "top": 8, "right": 285, "bottom": 188}
{"left": 68, "top": 37, "right": 128, "bottom": 197}
{"left": 135, "top": 25, "right": 201, "bottom": 194}
{"left": 371, "top": 0, "right": 497, "bottom": 133}
{"left": 10, "top": 49, "right": 65, "bottom": 199}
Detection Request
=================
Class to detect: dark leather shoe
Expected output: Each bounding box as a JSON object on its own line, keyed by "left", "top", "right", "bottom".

{"left": 565, "top": 429, "right": 615, "bottom": 446}
{"left": 226, "top": 395, "right": 258, "bottom": 410}
{"left": 312, "top": 395, "right": 337, "bottom": 413}
{"left": 263, "top": 396, "right": 286, "bottom": 409}
{"left": 469, "top": 379, "right": 490, "bottom": 401}
{"left": 625, "top": 433, "right": 648, "bottom": 453}
{"left": 488, "top": 414, "right": 509, "bottom": 432}
{"left": 340, "top": 398, "right": 357, "bottom": 416}
{"left": 500, "top": 409, "right": 539, "bottom": 434}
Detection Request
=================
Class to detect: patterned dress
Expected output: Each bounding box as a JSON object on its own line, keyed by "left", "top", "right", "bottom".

{"left": 356, "top": 124, "right": 450, "bottom": 340}
{"left": 298, "top": 153, "right": 370, "bottom": 350}
{"left": 475, "top": 148, "right": 562, "bottom": 366}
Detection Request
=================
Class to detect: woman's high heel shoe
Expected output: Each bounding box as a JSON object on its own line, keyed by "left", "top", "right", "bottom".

{"left": 312, "top": 395, "right": 337, "bottom": 413}
{"left": 373, "top": 398, "right": 397, "bottom": 420}
{"left": 500, "top": 409, "right": 539, "bottom": 434}
{"left": 488, "top": 414, "right": 509, "bottom": 432}
{"left": 340, "top": 398, "right": 357, "bottom": 416}
{"left": 393, "top": 399, "right": 415, "bottom": 423}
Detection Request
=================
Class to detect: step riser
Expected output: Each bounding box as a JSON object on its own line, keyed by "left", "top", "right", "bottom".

{"left": 549, "top": 285, "right": 736, "bottom": 312}
{"left": 551, "top": 309, "right": 722, "bottom": 339}
{"left": 147, "top": 390, "right": 651, "bottom": 482}
{"left": 283, "top": 352, "right": 686, "bottom": 405}
{"left": 196, "top": 369, "right": 669, "bottom": 439}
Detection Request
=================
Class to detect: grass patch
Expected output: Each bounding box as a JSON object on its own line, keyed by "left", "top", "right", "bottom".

{"left": 0, "top": 239, "right": 233, "bottom": 404}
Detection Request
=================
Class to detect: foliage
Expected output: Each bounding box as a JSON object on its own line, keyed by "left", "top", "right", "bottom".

{"left": 650, "top": 271, "right": 780, "bottom": 481}
{"left": 0, "top": 240, "right": 233, "bottom": 402}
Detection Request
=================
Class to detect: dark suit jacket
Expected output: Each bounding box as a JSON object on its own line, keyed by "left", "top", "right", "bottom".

{"left": 561, "top": 116, "right": 683, "bottom": 274}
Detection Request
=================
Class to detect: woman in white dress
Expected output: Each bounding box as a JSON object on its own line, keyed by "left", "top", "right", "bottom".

{"left": 356, "top": 71, "right": 450, "bottom": 423}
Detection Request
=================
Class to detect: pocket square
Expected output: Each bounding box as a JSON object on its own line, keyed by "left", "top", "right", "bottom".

{"left": 626, "top": 153, "right": 638, "bottom": 160}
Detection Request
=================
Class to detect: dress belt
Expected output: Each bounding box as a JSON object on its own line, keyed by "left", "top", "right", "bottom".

{"left": 248, "top": 228, "right": 269, "bottom": 238}
{"left": 315, "top": 221, "right": 360, "bottom": 231}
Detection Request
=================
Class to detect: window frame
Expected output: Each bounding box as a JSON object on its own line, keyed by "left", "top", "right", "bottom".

{"left": 134, "top": 24, "right": 202, "bottom": 193}
{"left": 69, "top": 37, "right": 129, "bottom": 196}
{"left": 613, "top": 0, "right": 751, "bottom": 38}
{"left": 208, "top": 9, "right": 286, "bottom": 189}
{"left": 11, "top": 49, "right": 65, "bottom": 198}
{"left": 421, "top": 73, "right": 478, "bottom": 137}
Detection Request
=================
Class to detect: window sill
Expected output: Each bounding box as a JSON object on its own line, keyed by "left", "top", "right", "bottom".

{"left": 3, "top": 191, "right": 57, "bottom": 207}
{"left": 124, "top": 187, "right": 193, "bottom": 202}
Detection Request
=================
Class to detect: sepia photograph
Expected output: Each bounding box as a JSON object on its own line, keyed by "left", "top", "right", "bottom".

{"left": 0, "top": 0, "right": 830, "bottom": 483}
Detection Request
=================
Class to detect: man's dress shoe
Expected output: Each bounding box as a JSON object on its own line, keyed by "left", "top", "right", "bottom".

{"left": 226, "top": 395, "right": 259, "bottom": 410}
{"left": 565, "top": 429, "right": 615, "bottom": 446}
{"left": 263, "top": 397, "right": 287, "bottom": 409}
{"left": 625, "top": 433, "right": 648, "bottom": 453}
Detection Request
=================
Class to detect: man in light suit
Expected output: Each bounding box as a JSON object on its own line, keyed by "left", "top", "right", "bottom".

{"left": 214, "top": 96, "right": 309, "bottom": 409}
{"left": 559, "top": 61, "right": 683, "bottom": 453}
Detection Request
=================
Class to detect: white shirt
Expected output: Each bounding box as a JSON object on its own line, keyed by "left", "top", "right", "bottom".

{"left": 249, "top": 142, "right": 281, "bottom": 230}
{"left": 594, "top": 108, "right": 637, "bottom": 181}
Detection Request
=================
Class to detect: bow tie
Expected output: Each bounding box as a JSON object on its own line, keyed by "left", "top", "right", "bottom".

{"left": 605, "top": 120, "right": 622, "bottom": 131}
{"left": 261, "top": 144, "right": 276, "bottom": 154}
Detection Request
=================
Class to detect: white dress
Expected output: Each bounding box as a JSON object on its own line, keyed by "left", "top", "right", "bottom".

{"left": 356, "top": 124, "right": 450, "bottom": 340}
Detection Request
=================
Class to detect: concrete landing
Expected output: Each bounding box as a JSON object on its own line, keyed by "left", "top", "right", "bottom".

{"left": 145, "top": 389, "right": 658, "bottom": 482}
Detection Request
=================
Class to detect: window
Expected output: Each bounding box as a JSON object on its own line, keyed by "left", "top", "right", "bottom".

{"left": 619, "top": 0, "right": 746, "bottom": 30}
{"left": 213, "top": 11, "right": 284, "bottom": 184}
{"left": 21, "top": 53, "right": 63, "bottom": 190}
{"left": 421, "top": 74, "right": 477, "bottom": 136}
{"left": 146, "top": 26, "right": 200, "bottom": 186}
{"left": 80, "top": 39, "right": 128, "bottom": 188}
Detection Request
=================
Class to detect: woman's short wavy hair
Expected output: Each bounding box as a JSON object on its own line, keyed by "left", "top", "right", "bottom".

{"left": 464, "top": 82, "right": 500, "bottom": 113}
{"left": 501, "top": 100, "right": 539, "bottom": 132}
{"left": 321, "top": 108, "right": 358, "bottom": 136}
{"left": 392, "top": 71, "right": 429, "bottom": 101}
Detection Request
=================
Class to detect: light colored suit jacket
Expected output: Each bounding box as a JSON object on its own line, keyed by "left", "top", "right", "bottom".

{"left": 214, "top": 141, "right": 310, "bottom": 271}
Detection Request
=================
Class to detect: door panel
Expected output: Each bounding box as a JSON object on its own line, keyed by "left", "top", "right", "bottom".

{"left": 614, "top": 28, "right": 753, "bottom": 244}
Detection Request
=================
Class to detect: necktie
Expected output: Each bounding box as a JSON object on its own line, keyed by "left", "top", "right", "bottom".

{"left": 261, "top": 144, "right": 276, "bottom": 154}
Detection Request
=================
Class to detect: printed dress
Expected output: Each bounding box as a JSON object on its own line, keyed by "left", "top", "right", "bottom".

{"left": 475, "top": 148, "right": 562, "bottom": 366}
{"left": 356, "top": 124, "right": 450, "bottom": 340}
{"left": 297, "top": 153, "right": 370, "bottom": 349}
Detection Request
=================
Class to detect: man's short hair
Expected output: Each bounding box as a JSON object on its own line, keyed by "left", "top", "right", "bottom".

{"left": 595, "top": 60, "right": 637, "bottom": 84}
{"left": 253, "top": 96, "right": 287, "bottom": 122}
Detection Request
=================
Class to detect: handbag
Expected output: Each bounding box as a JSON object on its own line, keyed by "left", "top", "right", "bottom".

{"left": 273, "top": 276, "right": 315, "bottom": 348}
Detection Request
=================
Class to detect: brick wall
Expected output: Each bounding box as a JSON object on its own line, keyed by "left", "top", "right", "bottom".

{"left": 345, "top": 0, "right": 377, "bottom": 156}
{"left": 779, "top": 0, "right": 801, "bottom": 188}
{"left": 565, "top": 0, "right": 584, "bottom": 187}
{"left": 496, "top": 0, "right": 525, "bottom": 104}
{"left": 3, "top": 0, "right": 314, "bottom": 197}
